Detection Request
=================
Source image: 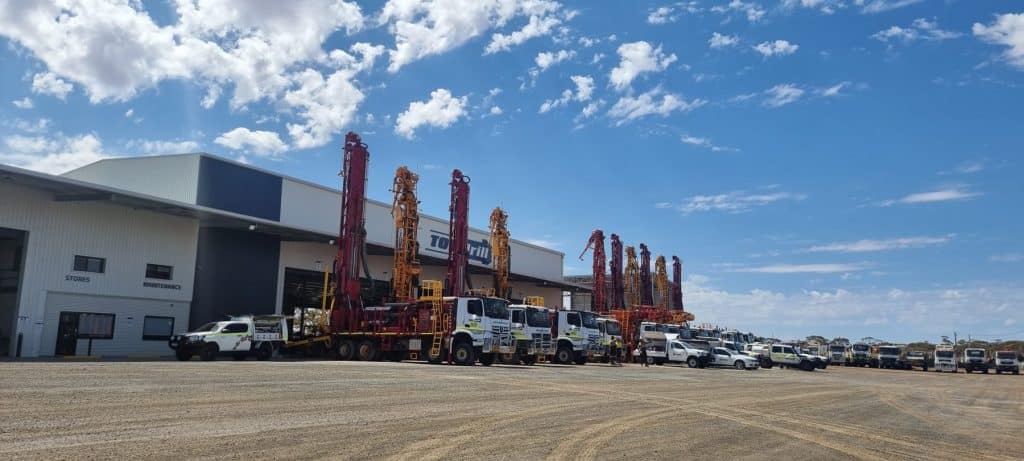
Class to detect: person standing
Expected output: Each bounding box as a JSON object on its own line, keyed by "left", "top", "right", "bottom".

{"left": 639, "top": 340, "right": 649, "bottom": 367}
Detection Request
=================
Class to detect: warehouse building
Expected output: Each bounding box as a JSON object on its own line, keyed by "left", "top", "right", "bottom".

{"left": 0, "top": 154, "right": 577, "bottom": 358}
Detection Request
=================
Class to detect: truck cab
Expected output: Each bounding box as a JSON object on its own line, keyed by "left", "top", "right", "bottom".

{"left": 828, "top": 344, "right": 847, "bottom": 365}
{"left": 933, "top": 345, "right": 957, "bottom": 372}
{"left": 961, "top": 348, "right": 989, "bottom": 373}
{"left": 877, "top": 345, "right": 904, "bottom": 369}
{"left": 450, "top": 296, "right": 513, "bottom": 366}
{"left": 169, "top": 315, "right": 286, "bottom": 361}
{"left": 770, "top": 344, "right": 816, "bottom": 371}
{"left": 903, "top": 350, "right": 929, "bottom": 371}
{"left": 994, "top": 351, "right": 1020, "bottom": 375}
{"left": 595, "top": 317, "right": 623, "bottom": 363}
{"left": 508, "top": 304, "right": 553, "bottom": 365}
{"left": 846, "top": 342, "right": 874, "bottom": 367}
{"left": 551, "top": 310, "right": 590, "bottom": 365}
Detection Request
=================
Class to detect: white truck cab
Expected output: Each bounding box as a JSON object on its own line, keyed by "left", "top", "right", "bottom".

{"left": 961, "top": 348, "right": 989, "bottom": 374}
{"left": 877, "top": 345, "right": 904, "bottom": 370}
{"left": 708, "top": 346, "right": 761, "bottom": 370}
{"left": 169, "top": 315, "right": 286, "bottom": 361}
{"left": 596, "top": 317, "right": 623, "bottom": 363}
{"left": 552, "top": 310, "right": 592, "bottom": 365}
{"left": 828, "top": 344, "right": 847, "bottom": 365}
{"left": 509, "top": 304, "right": 553, "bottom": 365}
{"left": 994, "top": 351, "right": 1020, "bottom": 375}
{"left": 933, "top": 345, "right": 957, "bottom": 372}
{"left": 449, "top": 296, "right": 513, "bottom": 366}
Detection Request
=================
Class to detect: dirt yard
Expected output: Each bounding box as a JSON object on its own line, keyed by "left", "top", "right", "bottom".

{"left": 1, "top": 360, "right": 1021, "bottom": 460}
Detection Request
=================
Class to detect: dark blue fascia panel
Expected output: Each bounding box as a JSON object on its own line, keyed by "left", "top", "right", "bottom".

{"left": 189, "top": 227, "right": 280, "bottom": 328}
{"left": 197, "top": 156, "right": 281, "bottom": 221}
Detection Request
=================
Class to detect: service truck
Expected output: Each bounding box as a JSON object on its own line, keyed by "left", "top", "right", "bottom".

{"left": 770, "top": 343, "right": 817, "bottom": 371}
{"left": 993, "top": 350, "right": 1020, "bottom": 375}
{"left": 828, "top": 344, "right": 847, "bottom": 365}
{"left": 846, "top": 342, "right": 876, "bottom": 367}
{"left": 595, "top": 317, "right": 623, "bottom": 363}
{"left": 961, "top": 348, "right": 989, "bottom": 374}
{"left": 933, "top": 345, "right": 957, "bottom": 373}
{"left": 877, "top": 345, "right": 905, "bottom": 370}
{"left": 508, "top": 304, "right": 553, "bottom": 365}
{"left": 641, "top": 333, "right": 709, "bottom": 368}
{"left": 903, "top": 350, "right": 929, "bottom": 371}
{"left": 169, "top": 315, "right": 286, "bottom": 361}
{"left": 552, "top": 310, "right": 596, "bottom": 365}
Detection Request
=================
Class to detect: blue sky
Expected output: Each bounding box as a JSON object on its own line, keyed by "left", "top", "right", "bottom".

{"left": 1, "top": 0, "right": 1022, "bottom": 342}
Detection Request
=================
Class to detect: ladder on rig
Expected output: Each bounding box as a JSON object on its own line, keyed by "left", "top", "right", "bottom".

{"left": 420, "top": 280, "right": 446, "bottom": 359}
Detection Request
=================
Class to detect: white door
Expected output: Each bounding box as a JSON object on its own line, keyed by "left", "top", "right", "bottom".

{"left": 218, "top": 322, "right": 252, "bottom": 352}
{"left": 713, "top": 348, "right": 732, "bottom": 366}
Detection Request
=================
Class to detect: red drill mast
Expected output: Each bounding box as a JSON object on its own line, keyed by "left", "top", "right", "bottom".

{"left": 640, "top": 243, "right": 653, "bottom": 306}
{"left": 446, "top": 170, "right": 471, "bottom": 297}
{"left": 579, "top": 229, "right": 606, "bottom": 313}
{"left": 672, "top": 256, "right": 683, "bottom": 310}
{"left": 609, "top": 234, "right": 624, "bottom": 310}
{"left": 331, "top": 132, "right": 369, "bottom": 332}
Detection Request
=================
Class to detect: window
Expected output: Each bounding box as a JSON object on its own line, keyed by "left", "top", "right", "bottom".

{"left": 77, "top": 313, "right": 115, "bottom": 339}
{"left": 221, "top": 323, "right": 249, "bottom": 334}
{"left": 565, "top": 312, "right": 580, "bottom": 326}
{"left": 511, "top": 310, "right": 524, "bottom": 324}
{"left": 483, "top": 298, "right": 508, "bottom": 319}
{"left": 73, "top": 255, "right": 105, "bottom": 273}
{"left": 142, "top": 316, "right": 174, "bottom": 341}
{"left": 772, "top": 346, "right": 782, "bottom": 353}
{"left": 467, "top": 300, "right": 483, "bottom": 317}
{"left": 145, "top": 264, "right": 173, "bottom": 280}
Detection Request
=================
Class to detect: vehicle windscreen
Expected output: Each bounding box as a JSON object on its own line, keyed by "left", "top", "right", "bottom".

{"left": 852, "top": 344, "right": 870, "bottom": 352}
{"left": 483, "top": 298, "right": 509, "bottom": 319}
{"left": 907, "top": 351, "right": 924, "bottom": 357}
{"left": 830, "top": 346, "right": 846, "bottom": 352}
{"left": 193, "top": 322, "right": 219, "bottom": 332}
{"left": 525, "top": 308, "right": 551, "bottom": 327}
{"left": 996, "top": 352, "right": 1015, "bottom": 359}
{"left": 967, "top": 350, "right": 985, "bottom": 358}
{"left": 936, "top": 351, "right": 954, "bottom": 358}
{"left": 605, "top": 321, "right": 622, "bottom": 336}
{"left": 879, "top": 347, "right": 900, "bottom": 356}
{"left": 666, "top": 326, "right": 680, "bottom": 334}
{"left": 654, "top": 324, "right": 666, "bottom": 332}
{"left": 580, "top": 312, "right": 598, "bottom": 329}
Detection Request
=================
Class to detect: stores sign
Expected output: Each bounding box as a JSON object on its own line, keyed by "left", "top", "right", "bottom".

{"left": 424, "top": 230, "right": 492, "bottom": 265}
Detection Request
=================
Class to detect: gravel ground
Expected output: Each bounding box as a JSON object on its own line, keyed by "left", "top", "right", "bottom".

{"left": 0, "top": 360, "right": 1021, "bottom": 460}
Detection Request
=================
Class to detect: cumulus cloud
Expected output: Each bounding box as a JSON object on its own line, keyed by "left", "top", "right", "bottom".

{"left": 819, "top": 81, "right": 850, "bottom": 97}
{"left": 1, "top": 132, "right": 107, "bottom": 174}
{"left": 753, "top": 40, "right": 799, "bottom": 57}
{"left": 855, "top": 0, "right": 923, "bottom": 14}
{"left": 538, "top": 75, "right": 593, "bottom": 113}
{"left": 31, "top": 72, "right": 73, "bottom": 100}
{"left": 804, "top": 236, "right": 952, "bottom": 253}
{"left": 214, "top": 127, "right": 288, "bottom": 156}
{"left": 609, "top": 41, "right": 677, "bottom": 91}
{"left": 647, "top": 3, "right": 700, "bottom": 25}
{"left": 607, "top": 88, "right": 704, "bottom": 125}
{"left": 763, "top": 84, "right": 805, "bottom": 107}
{"left": 880, "top": 186, "right": 982, "bottom": 206}
{"left": 710, "top": 0, "right": 765, "bottom": 23}
{"left": 680, "top": 135, "right": 737, "bottom": 153}
{"left": 126, "top": 139, "right": 200, "bottom": 155}
{"left": 535, "top": 49, "right": 575, "bottom": 71}
{"left": 664, "top": 189, "right": 806, "bottom": 214}
{"left": 729, "top": 263, "right": 866, "bottom": 274}
{"left": 872, "top": 18, "right": 961, "bottom": 44}
{"left": 708, "top": 32, "right": 739, "bottom": 49}
{"left": 394, "top": 88, "right": 468, "bottom": 139}
{"left": 11, "top": 97, "right": 33, "bottom": 109}
{"left": 973, "top": 13, "right": 1024, "bottom": 71}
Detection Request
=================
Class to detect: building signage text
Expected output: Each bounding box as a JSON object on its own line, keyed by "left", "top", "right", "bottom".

{"left": 424, "top": 230, "right": 492, "bottom": 265}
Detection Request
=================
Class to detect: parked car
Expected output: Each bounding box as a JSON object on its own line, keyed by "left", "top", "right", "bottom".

{"left": 707, "top": 347, "right": 760, "bottom": 370}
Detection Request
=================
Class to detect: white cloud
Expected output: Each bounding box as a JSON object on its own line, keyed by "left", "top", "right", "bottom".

{"left": 6, "top": 117, "right": 51, "bottom": 134}
{"left": 819, "top": 81, "right": 849, "bottom": 97}
{"left": 763, "top": 84, "right": 805, "bottom": 107}
{"left": 880, "top": 186, "right": 982, "bottom": 206}
{"left": 539, "top": 75, "right": 593, "bottom": 113}
{"left": 805, "top": 236, "right": 952, "bottom": 253}
{"left": 483, "top": 11, "right": 565, "bottom": 56}
{"left": 710, "top": 0, "right": 765, "bottom": 23}
{"left": 872, "top": 18, "right": 961, "bottom": 43}
{"left": 489, "top": 106, "right": 503, "bottom": 115}
{"left": 394, "top": 88, "right": 468, "bottom": 139}
{"left": 782, "top": 0, "right": 843, "bottom": 13}
{"left": 973, "top": 13, "right": 1024, "bottom": 71}
{"left": 214, "top": 127, "right": 288, "bottom": 156}
{"left": 1, "top": 132, "right": 106, "bottom": 174}
{"left": 646, "top": 4, "right": 696, "bottom": 25}
{"left": 578, "top": 36, "right": 598, "bottom": 47}
{"left": 666, "top": 189, "right": 806, "bottom": 214}
{"left": 730, "top": 263, "right": 866, "bottom": 274}
{"left": 11, "top": 97, "right": 33, "bottom": 109}
{"left": 535, "top": 49, "right": 575, "bottom": 70}
{"left": 990, "top": 253, "right": 1024, "bottom": 263}
{"left": 855, "top": 0, "right": 924, "bottom": 14}
{"left": 31, "top": 72, "right": 72, "bottom": 100}
{"left": 609, "top": 41, "right": 677, "bottom": 91}
{"left": 575, "top": 99, "right": 606, "bottom": 123}
{"left": 753, "top": 40, "right": 799, "bottom": 57}
{"left": 607, "top": 88, "right": 705, "bottom": 125}
{"left": 125, "top": 139, "right": 201, "bottom": 155}
{"left": 283, "top": 68, "right": 365, "bottom": 149}
{"left": 525, "top": 238, "right": 561, "bottom": 248}
{"left": 708, "top": 32, "right": 740, "bottom": 49}
{"left": 680, "top": 135, "right": 737, "bottom": 153}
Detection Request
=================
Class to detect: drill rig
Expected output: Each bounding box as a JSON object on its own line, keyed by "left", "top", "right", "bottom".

{"left": 623, "top": 246, "right": 641, "bottom": 307}
{"left": 330, "top": 132, "right": 370, "bottom": 336}
{"left": 447, "top": 170, "right": 471, "bottom": 297}
{"left": 672, "top": 256, "right": 683, "bottom": 310}
{"left": 390, "top": 166, "right": 421, "bottom": 302}
{"left": 579, "top": 229, "right": 606, "bottom": 313}
{"left": 654, "top": 255, "right": 669, "bottom": 308}
{"left": 609, "top": 234, "right": 624, "bottom": 310}
{"left": 640, "top": 243, "right": 653, "bottom": 306}
{"left": 489, "top": 207, "right": 511, "bottom": 299}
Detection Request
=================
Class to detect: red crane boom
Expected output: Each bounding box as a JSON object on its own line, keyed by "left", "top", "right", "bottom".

{"left": 609, "top": 234, "right": 624, "bottom": 310}
{"left": 672, "top": 256, "right": 683, "bottom": 310}
{"left": 640, "top": 243, "right": 653, "bottom": 306}
{"left": 331, "top": 132, "right": 369, "bottom": 332}
{"left": 446, "top": 169, "right": 471, "bottom": 297}
{"left": 579, "top": 229, "right": 606, "bottom": 313}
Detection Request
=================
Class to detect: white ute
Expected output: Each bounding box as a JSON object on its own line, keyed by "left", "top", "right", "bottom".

{"left": 642, "top": 333, "right": 710, "bottom": 368}
{"left": 169, "top": 315, "right": 287, "bottom": 361}
{"left": 707, "top": 346, "right": 761, "bottom": 370}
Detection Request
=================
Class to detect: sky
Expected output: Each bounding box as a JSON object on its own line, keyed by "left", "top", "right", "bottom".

{"left": 1, "top": 0, "right": 1022, "bottom": 343}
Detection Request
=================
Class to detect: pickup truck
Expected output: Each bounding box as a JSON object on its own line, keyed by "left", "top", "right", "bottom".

{"left": 640, "top": 333, "right": 710, "bottom": 368}
{"left": 993, "top": 351, "right": 1020, "bottom": 375}
{"left": 707, "top": 346, "right": 761, "bottom": 370}
{"left": 169, "top": 315, "right": 286, "bottom": 361}
{"left": 770, "top": 344, "right": 817, "bottom": 371}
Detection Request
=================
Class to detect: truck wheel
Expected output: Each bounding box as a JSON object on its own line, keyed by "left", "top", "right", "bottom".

{"left": 452, "top": 341, "right": 475, "bottom": 366}
{"left": 762, "top": 358, "right": 773, "bottom": 369}
{"left": 356, "top": 340, "right": 379, "bottom": 361}
{"left": 996, "top": 369, "right": 1001, "bottom": 374}
{"left": 175, "top": 349, "right": 192, "bottom": 361}
{"left": 199, "top": 343, "right": 218, "bottom": 361}
{"left": 336, "top": 339, "right": 355, "bottom": 361}
{"left": 685, "top": 357, "right": 698, "bottom": 368}
{"left": 1014, "top": 369, "right": 1019, "bottom": 375}
{"left": 256, "top": 342, "right": 273, "bottom": 361}
{"left": 983, "top": 368, "right": 989, "bottom": 374}
{"left": 734, "top": 360, "right": 746, "bottom": 370}
{"left": 573, "top": 353, "right": 588, "bottom": 365}
{"left": 479, "top": 353, "right": 495, "bottom": 366}
{"left": 425, "top": 344, "right": 445, "bottom": 364}
{"left": 522, "top": 355, "right": 537, "bottom": 366}
{"left": 800, "top": 361, "right": 814, "bottom": 372}
{"left": 555, "top": 346, "right": 573, "bottom": 365}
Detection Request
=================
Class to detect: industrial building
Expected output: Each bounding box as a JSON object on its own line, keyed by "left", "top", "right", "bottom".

{"left": 0, "top": 154, "right": 578, "bottom": 358}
